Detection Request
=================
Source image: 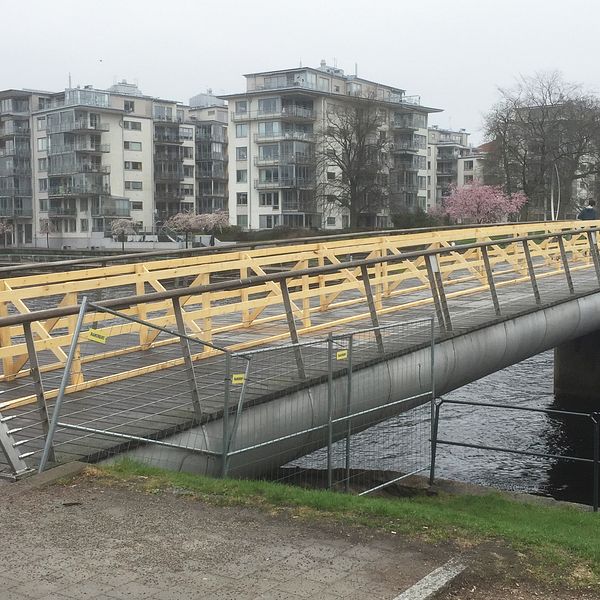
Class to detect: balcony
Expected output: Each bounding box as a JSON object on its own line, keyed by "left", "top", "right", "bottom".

{"left": 0, "top": 147, "right": 30, "bottom": 158}
{"left": 49, "top": 143, "right": 110, "bottom": 155}
{"left": 48, "top": 206, "right": 78, "bottom": 217}
{"left": 254, "top": 178, "right": 316, "bottom": 190}
{"left": 48, "top": 184, "right": 111, "bottom": 197}
{"left": 154, "top": 132, "right": 184, "bottom": 144}
{"left": 233, "top": 106, "right": 316, "bottom": 122}
{"left": 0, "top": 165, "right": 31, "bottom": 177}
{"left": 254, "top": 153, "right": 314, "bottom": 167}
{"left": 391, "top": 185, "right": 419, "bottom": 194}
{"left": 0, "top": 124, "right": 30, "bottom": 138}
{"left": 390, "top": 115, "right": 427, "bottom": 130}
{"left": 254, "top": 131, "right": 315, "bottom": 143}
{"left": 0, "top": 200, "right": 33, "bottom": 217}
{"left": 92, "top": 198, "right": 130, "bottom": 217}
{"left": 47, "top": 120, "right": 110, "bottom": 134}
{"left": 437, "top": 167, "right": 457, "bottom": 175}
{"left": 48, "top": 163, "right": 110, "bottom": 176}
{"left": 390, "top": 140, "right": 423, "bottom": 153}
{"left": 154, "top": 169, "right": 184, "bottom": 182}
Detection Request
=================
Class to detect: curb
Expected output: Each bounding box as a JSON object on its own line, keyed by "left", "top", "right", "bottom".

{"left": 1, "top": 461, "right": 88, "bottom": 498}
{"left": 391, "top": 557, "right": 466, "bottom": 600}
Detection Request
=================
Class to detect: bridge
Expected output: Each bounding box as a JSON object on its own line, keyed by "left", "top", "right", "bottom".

{"left": 1, "top": 220, "right": 600, "bottom": 483}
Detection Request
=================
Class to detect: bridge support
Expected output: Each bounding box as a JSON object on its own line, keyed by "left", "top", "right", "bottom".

{"left": 554, "top": 330, "right": 600, "bottom": 403}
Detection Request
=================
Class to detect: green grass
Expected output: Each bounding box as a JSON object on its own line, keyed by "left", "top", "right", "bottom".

{"left": 93, "top": 459, "right": 600, "bottom": 587}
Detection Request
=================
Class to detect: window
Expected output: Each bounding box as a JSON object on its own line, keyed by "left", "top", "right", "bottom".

{"left": 235, "top": 100, "right": 247, "bottom": 114}
{"left": 125, "top": 181, "right": 143, "bottom": 190}
{"left": 124, "top": 141, "right": 142, "bottom": 151}
{"left": 259, "top": 192, "right": 279, "bottom": 208}
{"left": 342, "top": 215, "right": 349, "bottom": 229}
{"left": 123, "top": 120, "right": 142, "bottom": 130}
{"left": 38, "top": 179, "right": 47, "bottom": 192}
{"left": 236, "top": 124, "right": 248, "bottom": 138}
{"left": 326, "top": 216, "right": 336, "bottom": 226}
{"left": 183, "top": 165, "right": 194, "bottom": 177}
{"left": 37, "top": 117, "right": 46, "bottom": 131}
{"left": 326, "top": 171, "right": 336, "bottom": 180}
{"left": 182, "top": 146, "right": 193, "bottom": 159}
{"left": 80, "top": 218, "right": 89, "bottom": 232}
{"left": 80, "top": 198, "right": 88, "bottom": 211}
{"left": 237, "top": 214, "right": 248, "bottom": 228}
{"left": 258, "top": 98, "right": 278, "bottom": 114}
{"left": 38, "top": 158, "right": 47, "bottom": 172}
{"left": 236, "top": 192, "right": 248, "bottom": 205}
{"left": 37, "top": 138, "right": 47, "bottom": 152}
{"left": 124, "top": 161, "right": 142, "bottom": 170}
{"left": 124, "top": 100, "right": 135, "bottom": 112}
{"left": 180, "top": 127, "right": 193, "bottom": 140}
{"left": 427, "top": 175, "right": 431, "bottom": 185}
{"left": 39, "top": 199, "right": 48, "bottom": 211}
{"left": 257, "top": 121, "right": 281, "bottom": 136}
{"left": 236, "top": 147, "right": 247, "bottom": 161}
{"left": 464, "top": 175, "right": 474, "bottom": 184}
{"left": 427, "top": 161, "right": 431, "bottom": 170}
{"left": 463, "top": 160, "right": 474, "bottom": 171}
{"left": 66, "top": 219, "right": 76, "bottom": 233}
{"left": 236, "top": 169, "right": 247, "bottom": 183}
{"left": 259, "top": 215, "right": 279, "bottom": 229}
{"left": 131, "top": 201, "right": 143, "bottom": 210}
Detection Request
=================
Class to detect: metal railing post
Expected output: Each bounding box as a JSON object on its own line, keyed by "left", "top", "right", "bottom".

{"left": 279, "top": 278, "right": 306, "bottom": 379}
{"left": 360, "top": 264, "right": 385, "bottom": 355}
{"left": 38, "top": 295, "right": 88, "bottom": 473}
{"left": 481, "top": 246, "right": 501, "bottom": 316}
{"left": 327, "top": 333, "right": 334, "bottom": 490}
{"left": 522, "top": 240, "right": 541, "bottom": 304}
{"left": 556, "top": 235, "right": 574, "bottom": 294}
{"left": 172, "top": 296, "right": 203, "bottom": 422}
{"left": 344, "top": 335, "right": 353, "bottom": 493}
{"left": 587, "top": 231, "right": 600, "bottom": 286}
{"left": 222, "top": 352, "right": 232, "bottom": 478}
{"left": 429, "top": 398, "right": 443, "bottom": 486}
{"left": 593, "top": 412, "right": 599, "bottom": 513}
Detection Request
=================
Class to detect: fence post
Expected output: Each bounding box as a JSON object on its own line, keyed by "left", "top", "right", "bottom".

{"left": 327, "top": 333, "right": 334, "bottom": 490}
{"left": 222, "top": 352, "right": 232, "bottom": 478}
{"left": 429, "top": 398, "right": 443, "bottom": 486}
{"left": 345, "top": 335, "right": 353, "bottom": 493}
{"left": 38, "top": 296, "right": 88, "bottom": 473}
{"left": 594, "top": 412, "right": 599, "bottom": 513}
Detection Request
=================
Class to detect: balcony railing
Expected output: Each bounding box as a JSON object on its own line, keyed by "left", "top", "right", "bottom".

{"left": 254, "top": 153, "right": 314, "bottom": 166}
{"left": 154, "top": 133, "right": 184, "bottom": 144}
{"left": 437, "top": 168, "right": 458, "bottom": 175}
{"left": 48, "top": 163, "right": 110, "bottom": 176}
{"left": 0, "top": 147, "right": 30, "bottom": 158}
{"left": 233, "top": 106, "right": 316, "bottom": 122}
{"left": 49, "top": 143, "right": 110, "bottom": 155}
{"left": 254, "top": 178, "right": 316, "bottom": 190}
{"left": 390, "top": 140, "right": 425, "bottom": 153}
{"left": 47, "top": 120, "right": 110, "bottom": 134}
{"left": 92, "top": 199, "right": 130, "bottom": 217}
{"left": 154, "top": 170, "right": 184, "bottom": 182}
{"left": 49, "top": 184, "right": 111, "bottom": 197}
{"left": 0, "top": 124, "right": 30, "bottom": 138}
{"left": 390, "top": 116, "right": 427, "bottom": 130}
{"left": 0, "top": 201, "right": 33, "bottom": 217}
{"left": 0, "top": 166, "right": 31, "bottom": 177}
{"left": 0, "top": 186, "right": 32, "bottom": 196}
{"left": 254, "top": 131, "right": 315, "bottom": 143}
{"left": 48, "top": 206, "right": 78, "bottom": 216}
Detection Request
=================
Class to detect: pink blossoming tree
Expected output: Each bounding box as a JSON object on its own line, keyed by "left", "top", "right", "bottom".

{"left": 442, "top": 183, "right": 527, "bottom": 224}
{"left": 166, "top": 211, "right": 229, "bottom": 248}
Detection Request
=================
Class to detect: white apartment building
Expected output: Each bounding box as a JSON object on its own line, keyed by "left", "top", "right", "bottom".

{"left": 222, "top": 62, "right": 440, "bottom": 230}
{"left": 426, "top": 127, "right": 485, "bottom": 208}
{"left": 0, "top": 82, "right": 227, "bottom": 248}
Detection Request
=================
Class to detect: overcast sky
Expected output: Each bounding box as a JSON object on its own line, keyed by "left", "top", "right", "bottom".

{"left": 4, "top": 0, "right": 599, "bottom": 144}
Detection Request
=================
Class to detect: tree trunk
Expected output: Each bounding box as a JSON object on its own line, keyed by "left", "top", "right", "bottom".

{"left": 46, "top": 232, "right": 49, "bottom": 249}
{"left": 185, "top": 232, "right": 189, "bottom": 248}
{"left": 121, "top": 235, "right": 125, "bottom": 252}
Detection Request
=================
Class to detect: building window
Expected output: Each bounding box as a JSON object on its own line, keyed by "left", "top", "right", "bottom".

{"left": 180, "top": 127, "right": 193, "bottom": 140}
{"left": 326, "top": 216, "right": 336, "bottom": 226}
{"left": 37, "top": 138, "right": 47, "bottom": 152}
{"left": 123, "top": 120, "right": 142, "bottom": 130}
{"left": 38, "top": 179, "right": 47, "bottom": 192}
{"left": 38, "top": 158, "right": 47, "bottom": 172}
{"left": 235, "top": 100, "right": 248, "bottom": 114}
{"left": 464, "top": 160, "right": 474, "bottom": 171}
{"left": 183, "top": 146, "right": 193, "bottom": 159}
{"left": 80, "top": 198, "right": 88, "bottom": 211}
{"left": 124, "top": 100, "right": 135, "bottom": 112}
{"left": 236, "top": 146, "right": 247, "bottom": 161}
{"left": 427, "top": 161, "right": 431, "bottom": 170}
{"left": 236, "top": 169, "right": 247, "bottom": 183}
{"left": 259, "top": 192, "right": 279, "bottom": 208}
{"left": 124, "top": 161, "right": 142, "bottom": 170}
{"left": 237, "top": 214, "right": 248, "bottom": 228}
{"left": 326, "top": 171, "right": 336, "bottom": 180}
{"left": 258, "top": 98, "right": 278, "bottom": 114}
{"left": 342, "top": 215, "right": 349, "bottom": 229}
{"left": 37, "top": 117, "right": 46, "bottom": 131}
{"left": 131, "top": 201, "right": 143, "bottom": 210}
{"left": 259, "top": 215, "right": 279, "bottom": 229}
{"left": 236, "top": 192, "right": 248, "bottom": 205}
{"left": 236, "top": 124, "right": 248, "bottom": 138}
{"left": 66, "top": 219, "right": 76, "bottom": 233}
{"left": 124, "top": 141, "right": 142, "bottom": 151}
{"left": 39, "top": 199, "right": 48, "bottom": 211}
{"left": 464, "top": 175, "right": 474, "bottom": 184}
{"left": 80, "top": 218, "right": 89, "bottom": 232}
{"left": 183, "top": 165, "right": 194, "bottom": 177}
{"left": 125, "top": 181, "right": 143, "bottom": 190}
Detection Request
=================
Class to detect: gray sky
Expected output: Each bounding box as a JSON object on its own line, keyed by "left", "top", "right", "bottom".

{"left": 4, "top": 0, "right": 599, "bottom": 144}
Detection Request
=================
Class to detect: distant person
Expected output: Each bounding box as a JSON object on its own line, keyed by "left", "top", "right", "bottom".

{"left": 577, "top": 200, "right": 597, "bottom": 220}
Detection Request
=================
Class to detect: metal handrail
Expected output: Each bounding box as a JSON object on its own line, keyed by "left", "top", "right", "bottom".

{"left": 0, "top": 225, "right": 598, "bottom": 328}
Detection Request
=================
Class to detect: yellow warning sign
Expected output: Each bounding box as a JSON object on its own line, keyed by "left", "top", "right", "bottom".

{"left": 87, "top": 329, "right": 108, "bottom": 344}
{"left": 336, "top": 350, "right": 348, "bottom": 360}
{"left": 232, "top": 373, "right": 245, "bottom": 385}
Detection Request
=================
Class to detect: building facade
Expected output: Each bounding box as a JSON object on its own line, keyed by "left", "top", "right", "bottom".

{"left": 0, "top": 82, "right": 227, "bottom": 248}
{"left": 222, "top": 62, "right": 440, "bottom": 230}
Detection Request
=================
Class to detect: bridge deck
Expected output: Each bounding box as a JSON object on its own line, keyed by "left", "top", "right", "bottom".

{"left": 1, "top": 256, "right": 596, "bottom": 475}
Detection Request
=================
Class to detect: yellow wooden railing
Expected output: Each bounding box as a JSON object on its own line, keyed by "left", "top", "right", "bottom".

{"left": 0, "top": 220, "right": 598, "bottom": 407}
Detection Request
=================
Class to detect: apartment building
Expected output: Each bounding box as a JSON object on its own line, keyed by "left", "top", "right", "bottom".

{"left": 0, "top": 82, "right": 227, "bottom": 248}
{"left": 222, "top": 62, "right": 440, "bottom": 230}
{"left": 426, "top": 127, "right": 485, "bottom": 208}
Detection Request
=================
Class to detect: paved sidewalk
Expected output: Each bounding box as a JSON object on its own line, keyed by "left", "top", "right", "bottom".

{"left": 0, "top": 475, "right": 451, "bottom": 599}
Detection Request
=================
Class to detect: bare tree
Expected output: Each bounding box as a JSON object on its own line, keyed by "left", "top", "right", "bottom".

{"left": 39, "top": 218, "right": 53, "bottom": 249}
{"left": 484, "top": 71, "right": 600, "bottom": 219}
{"left": 0, "top": 220, "right": 12, "bottom": 248}
{"left": 111, "top": 218, "right": 135, "bottom": 252}
{"left": 316, "top": 98, "right": 389, "bottom": 228}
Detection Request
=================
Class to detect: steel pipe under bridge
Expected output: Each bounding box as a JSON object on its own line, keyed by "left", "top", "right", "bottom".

{"left": 1, "top": 220, "right": 600, "bottom": 478}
